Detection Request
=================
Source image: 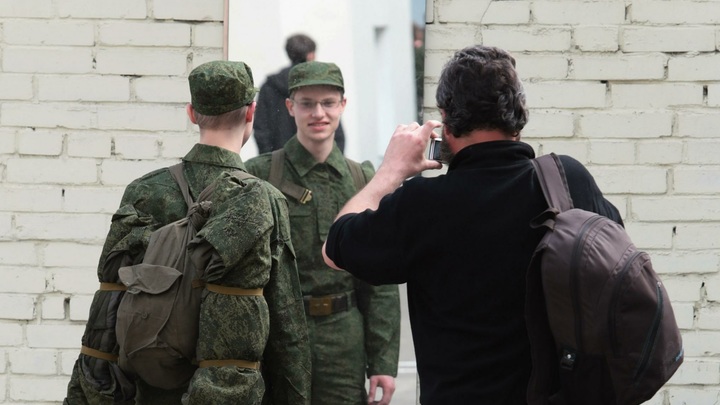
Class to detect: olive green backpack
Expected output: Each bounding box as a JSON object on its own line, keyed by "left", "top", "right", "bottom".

{"left": 114, "top": 163, "right": 257, "bottom": 390}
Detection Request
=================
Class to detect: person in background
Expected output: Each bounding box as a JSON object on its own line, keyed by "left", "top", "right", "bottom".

{"left": 246, "top": 61, "right": 400, "bottom": 405}
{"left": 322, "top": 45, "right": 623, "bottom": 405}
{"left": 254, "top": 33, "right": 346, "bottom": 154}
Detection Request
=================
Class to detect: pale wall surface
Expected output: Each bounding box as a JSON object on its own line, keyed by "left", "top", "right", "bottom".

{"left": 0, "top": 0, "right": 718, "bottom": 404}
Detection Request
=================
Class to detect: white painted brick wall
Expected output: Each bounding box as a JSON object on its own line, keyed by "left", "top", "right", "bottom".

{"left": 437, "top": 0, "right": 492, "bottom": 23}
{"left": 0, "top": 295, "right": 35, "bottom": 320}
{"left": 574, "top": 26, "right": 619, "bottom": 52}
{"left": 17, "top": 132, "right": 64, "bottom": 156}
{"left": 532, "top": 1, "right": 625, "bottom": 25}
{"left": 134, "top": 77, "right": 190, "bottom": 103}
{"left": 571, "top": 54, "right": 666, "bottom": 80}
{"left": 8, "top": 349, "right": 58, "bottom": 375}
{"left": 611, "top": 83, "right": 703, "bottom": 109}
{"left": 0, "top": 323, "right": 23, "bottom": 346}
{"left": 674, "top": 167, "right": 720, "bottom": 194}
{"left": 668, "top": 54, "right": 720, "bottom": 81}
{"left": 631, "top": 1, "right": 720, "bottom": 24}
{"left": 525, "top": 82, "right": 605, "bottom": 109}
{"left": 43, "top": 244, "right": 103, "bottom": 268}
{"left": 69, "top": 295, "right": 93, "bottom": 322}
{"left": 579, "top": 112, "right": 673, "bottom": 138}
{"left": 483, "top": 2, "right": 530, "bottom": 25}
{"left": 482, "top": 28, "right": 572, "bottom": 52}
{"left": 515, "top": 55, "right": 569, "bottom": 80}
{"left": 0, "top": 0, "right": 716, "bottom": 402}
{"left": 2, "top": 47, "right": 94, "bottom": 74}
{"left": 0, "top": 0, "right": 54, "bottom": 18}
{"left": 651, "top": 252, "right": 719, "bottom": 275}
{"left": 3, "top": 20, "right": 94, "bottom": 46}
{"left": 56, "top": 0, "right": 147, "bottom": 19}
{"left": 41, "top": 296, "right": 67, "bottom": 320}
{"left": 99, "top": 22, "right": 192, "bottom": 47}
{"left": 95, "top": 48, "right": 189, "bottom": 76}
{"left": 677, "top": 113, "right": 720, "bottom": 138}
{"left": 67, "top": 133, "right": 112, "bottom": 158}
{"left": 9, "top": 376, "right": 69, "bottom": 402}
{"left": 38, "top": 76, "right": 131, "bottom": 102}
{"left": 622, "top": 27, "right": 716, "bottom": 53}
{"left": 0, "top": 268, "right": 47, "bottom": 294}
{"left": 193, "top": 23, "right": 224, "bottom": 47}
{"left": 0, "top": 74, "right": 33, "bottom": 100}
{"left": 637, "top": 140, "right": 684, "bottom": 165}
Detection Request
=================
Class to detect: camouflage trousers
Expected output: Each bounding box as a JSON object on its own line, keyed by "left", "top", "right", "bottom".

{"left": 307, "top": 307, "right": 367, "bottom": 405}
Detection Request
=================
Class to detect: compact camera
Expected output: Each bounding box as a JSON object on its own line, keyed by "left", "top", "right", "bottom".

{"left": 427, "top": 138, "right": 443, "bottom": 162}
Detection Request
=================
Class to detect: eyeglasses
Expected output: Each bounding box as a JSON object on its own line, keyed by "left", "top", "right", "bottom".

{"left": 290, "top": 98, "right": 342, "bottom": 111}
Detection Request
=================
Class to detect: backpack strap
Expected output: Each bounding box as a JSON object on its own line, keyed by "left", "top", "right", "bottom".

{"left": 169, "top": 163, "right": 195, "bottom": 209}
{"left": 531, "top": 153, "right": 574, "bottom": 212}
{"left": 268, "top": 149, "right": 313, "bottom": 204}
{"left": 345, "top": 158, "right": 367, "bottom": 191}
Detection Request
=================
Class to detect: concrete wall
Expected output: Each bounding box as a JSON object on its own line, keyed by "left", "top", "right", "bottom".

{"left": 423, "top": 1, "right": 720, "bottom": 403}
{"left": 0, "top": 0, "right": 718, "bottom": 403}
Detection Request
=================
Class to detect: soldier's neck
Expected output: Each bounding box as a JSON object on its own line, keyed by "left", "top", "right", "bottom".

{"left": 199, "top": 127, "right": 246, "bottom": 155}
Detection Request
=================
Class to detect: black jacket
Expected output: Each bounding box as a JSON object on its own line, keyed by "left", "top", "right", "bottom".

{"left": 326, "top": 141, "right": 622, "bottom": 405}
{"left": 253, "top": 66, "right": 345, "bottom": 154}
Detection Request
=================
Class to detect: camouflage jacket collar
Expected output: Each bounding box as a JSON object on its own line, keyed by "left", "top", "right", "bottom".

{"left": 183, "top": 143, "right": 247, "bottom": 171}
{"left": 284, "top": 136, "right": 346, "bottom": 178}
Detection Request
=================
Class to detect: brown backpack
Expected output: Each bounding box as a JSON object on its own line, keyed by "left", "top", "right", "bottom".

{"left": 115, "top": 163, "right": 255, "bottom": 390}
{"left": 525, "top": 154, "right": 683, "bottom": 405}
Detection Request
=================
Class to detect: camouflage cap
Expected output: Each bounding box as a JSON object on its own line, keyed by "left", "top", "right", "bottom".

{"left": 288, "top": 61, "right": 344, "bottom": 92}
{"left": 189, "top": 60, "right": 257, "bottom": 116}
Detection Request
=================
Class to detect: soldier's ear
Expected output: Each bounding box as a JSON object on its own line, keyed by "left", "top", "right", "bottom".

{"left": 186, "top": 104, "right": 198, "bottom": 124}
{"left": 245, "top": 101, "right": 256, "bottom": 123}
{"left": 285, "top": 98, "right": 295, "bottom": 117}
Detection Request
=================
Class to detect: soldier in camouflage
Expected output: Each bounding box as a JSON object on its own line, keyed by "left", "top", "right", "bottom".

{"left": 64, "top": 60, "right": 311, "bottom": 405}
{"left": 246, "top": 62, "right": 401, "bottom": 405}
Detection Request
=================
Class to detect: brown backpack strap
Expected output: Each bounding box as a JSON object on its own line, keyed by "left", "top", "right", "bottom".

{"left": 531, "top": 153, "right": 574, "bottom": 212}
{"left": 345, "top": 158, "right": 367, "bottom": 191}
{"left": 269, "top": 149, "right": 313, "bottom": 204}
{"left": 81, "top": 345, "right": 119, "bottom": 362}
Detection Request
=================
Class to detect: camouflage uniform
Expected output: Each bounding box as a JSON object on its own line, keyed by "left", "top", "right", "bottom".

{"left": 65, "top": 61, "right": 311, "bottom": 405}
{"left": 246, "top": 136, "right": 401, "bottom": 405}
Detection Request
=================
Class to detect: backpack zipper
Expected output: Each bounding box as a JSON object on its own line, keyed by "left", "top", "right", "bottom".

{"left": 569, "top": 215, "right": 605, "bottom": 352}
{"left": 608, "top": 251, "right": 642, "bottom": 355}
{"left": 633, "top": 280, "right": 664, "bottom": 383}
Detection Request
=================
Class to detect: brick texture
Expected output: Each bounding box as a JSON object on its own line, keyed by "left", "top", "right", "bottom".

{"left": 0, "top": 0, "right": 717, "bottom": 402}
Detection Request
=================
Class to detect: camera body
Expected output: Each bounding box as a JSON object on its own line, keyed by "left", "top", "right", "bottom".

{"left": 428, "top": 138, "right": 442, "bottom": 162}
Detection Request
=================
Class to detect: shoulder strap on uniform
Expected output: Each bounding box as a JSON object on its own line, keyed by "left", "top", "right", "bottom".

{"left": 168, "top": 163, "right": 194, "bottom": 209}
{"left": 268, "top": 148, "right": 313, "bottom": 204}
{"left": 345, "top": 158, "right": 367, "bottom": 191}
{"left": 531, "top": 153, "right": 574, "bottom": 212}
{"left": 269, "top": 149, "right": 284, "bottom": 189}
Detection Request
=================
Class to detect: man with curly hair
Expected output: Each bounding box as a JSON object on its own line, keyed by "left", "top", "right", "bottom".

{"left": 322, "top": 45, "right": 623, "bottom": 405}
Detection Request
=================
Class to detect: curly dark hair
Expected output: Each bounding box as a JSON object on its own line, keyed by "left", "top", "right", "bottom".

{"left": 285, "top": 34, "right": 316, "bottom": 65}
{"left": 436, "top": 45, "right": 528, "bottom": 138}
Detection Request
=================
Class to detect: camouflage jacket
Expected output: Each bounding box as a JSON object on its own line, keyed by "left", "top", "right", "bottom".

{"left": 65, "top": 143, "right": 311, "bottom": 405}
{"left": 246, "top": 136, "right": 400, "bottom": 377}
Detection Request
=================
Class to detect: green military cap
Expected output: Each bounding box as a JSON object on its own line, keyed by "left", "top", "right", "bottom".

{"left": 189, "top": 60, "right": 257, "bottom": 116}
{"left": 288, "top": 61, "right": 344, "bottom": 92}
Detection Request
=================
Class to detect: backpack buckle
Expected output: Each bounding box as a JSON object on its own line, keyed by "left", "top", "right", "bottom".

{"left": 559, "top": 349, "right": 576, "bottom": 371}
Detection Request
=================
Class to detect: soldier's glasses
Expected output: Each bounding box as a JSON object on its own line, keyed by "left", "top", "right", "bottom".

{"left": 291, "top": 99, "right": 342, "bottom": 111}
